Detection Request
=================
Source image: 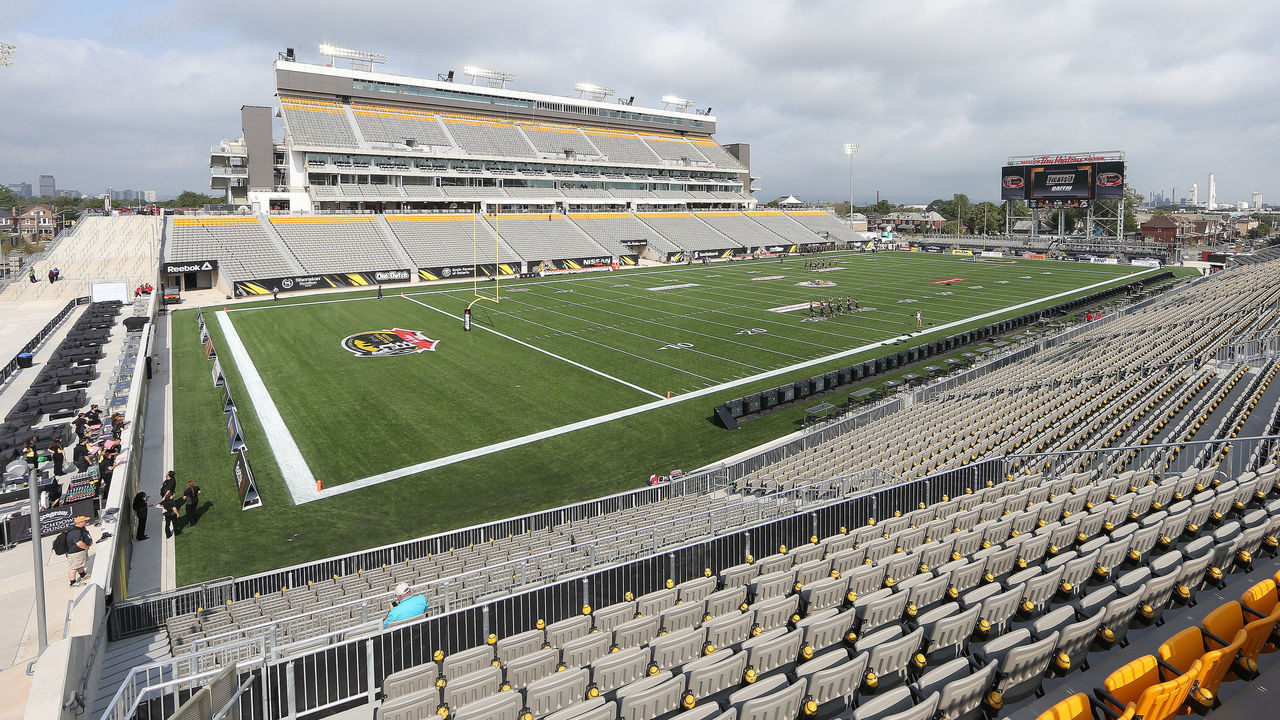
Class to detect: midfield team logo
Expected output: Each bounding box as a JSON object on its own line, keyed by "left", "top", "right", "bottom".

{"left": 341, "top": 328, "right": 439, "bottom": 358}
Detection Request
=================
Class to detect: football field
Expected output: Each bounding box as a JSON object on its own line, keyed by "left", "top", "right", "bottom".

{"left": 174, "top": 251, "right": 1159, "bottom": 581}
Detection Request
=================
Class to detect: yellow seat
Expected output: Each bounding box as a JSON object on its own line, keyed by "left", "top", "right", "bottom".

{"left": 1241, "top": 577, "right": 1280, "bottom": 654}
{"left": 1157, "top": 625, "right": 1243, "bottom": 712}
{"left": 1035, "top": 692, "right": 1134, "bottom": 720}
{"left": 1097, "top": 654, "right": 1199, "bottom": 720}
{"left": 1203, "top": 600, "right": 1275, "bottom": 678}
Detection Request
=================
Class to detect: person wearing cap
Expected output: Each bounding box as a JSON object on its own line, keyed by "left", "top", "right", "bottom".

{"left": 383, "top": 582, "right": 429, "bottom": 628}
{"left": 66, "top": 516, "right": 93, "bottom": 586}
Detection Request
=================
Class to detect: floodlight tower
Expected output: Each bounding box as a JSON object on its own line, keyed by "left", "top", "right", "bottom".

{"left": 574, "top": 82, "right": 615, "bottom": 102}
{"left": 843, "top": 143, "right": 861, "bottom": 219}
{"left": 463, "top": 65, "right": 517, "bottom": 89}
{"left": 661, "top": 95, "right": 695, "bottom": 112}
{"left": 316, "top": 43, "right": 387, "bottom": 72}
{"left": 0, "top": 42, "right": 15, "bottom": 67}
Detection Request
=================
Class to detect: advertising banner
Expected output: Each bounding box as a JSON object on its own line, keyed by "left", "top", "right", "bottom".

{"left": 417, "top": 263, "right": 518, "bottom": 281}
{"left": 211, "top": 358, "right": 224, "bottom": 388}
{"left": 233, "top": 449, "right": 262, "bottom": 510}
{"left": 226, "top": 408, "right": 246, "bottom": 454}
{"left": 163, "top": 260, "right": 219, "bottom": 274}
{"left": 234, "top": 269, "right": 412, "bottom": 296}
{"left": 5, "top": 498, "right": 97, "bottom": 543}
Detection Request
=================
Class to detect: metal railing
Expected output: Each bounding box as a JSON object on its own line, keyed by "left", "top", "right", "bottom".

{"left": 102, "top": 460, "right": 966, "bottom": 720}
{"left": 1214, "top": 329, "right": 1280, "bottom": 365}
{"left": 119, "top": 468, "right": 898, "bottom": 672}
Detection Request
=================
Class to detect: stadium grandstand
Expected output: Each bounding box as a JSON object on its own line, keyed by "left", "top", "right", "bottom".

{"left": 10, "top": 46, "right": 1280, "bottom": 720}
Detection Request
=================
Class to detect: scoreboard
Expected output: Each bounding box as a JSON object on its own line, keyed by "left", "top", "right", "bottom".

{"left": 1001, "top": 155, "right": 1125, "bottom": 208}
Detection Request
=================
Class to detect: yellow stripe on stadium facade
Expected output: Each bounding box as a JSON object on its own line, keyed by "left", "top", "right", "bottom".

{"left": 785, "top": 211, "right": 828, "bottom": 216}
{"left": 270, "top": 216, "right": 373, "bottom": 224}
{"left": 173, "top": 217, "right": 260, "bottom": 227}
{"left": 694, "top": 212, "right": 744, "bottom": 218}
{"left": 490, "top": 213, "right": 566, "bottom": 221}
{"left": 387, "top": 214, "right": 477, "bottom": 223}
{"left": 745, "top": 211, "right": 783, "bottom": 216}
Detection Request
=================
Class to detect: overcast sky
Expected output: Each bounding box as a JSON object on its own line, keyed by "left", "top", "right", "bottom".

{"left": 3, "top": 0, "right": 1278, "bottom": 205}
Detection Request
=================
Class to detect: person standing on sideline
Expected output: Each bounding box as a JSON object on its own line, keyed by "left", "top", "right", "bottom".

{"left": 132, "top": 491, "right": 151, "bottom": 541}
{"left": 183, "top": 481, "right": 202, "bottom": 526}
{"left": 65, "top": 516, "right": 93, "bottom": 586}
{"left": 271, "top": 286, "right": 279, "bottom": 300}
{"left": 160, "top": 488, "right": 180, "bottom": 538}
{"left": 915, "top": 309, "right": 923, "bottom": 329}
{"left": 377, "top": 284, "right": 383, "bottom": 300}
{"left": 383, "top": 582, "right": 429, "bottom": 628}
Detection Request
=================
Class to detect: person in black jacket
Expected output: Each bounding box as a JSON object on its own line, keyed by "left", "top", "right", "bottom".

{"left": 160, "top": 470, "right": 176, "bottom": 499}
{"left": 159, "top": 489, "right": 179, "bottom": 538}
{"left": 132, "top": 492, "right": 151, "bottom": 541}
{"left": 47, "top": 437, "right": 65, "bottom": 476}
{"left": 183, "top": 481, "right": 202, "bottom": 526}
{"left": 73, "top": 413, "right": 88, "bottom": 440}
{"left": 73, "top": 438, "right": 93, "bottom": 473}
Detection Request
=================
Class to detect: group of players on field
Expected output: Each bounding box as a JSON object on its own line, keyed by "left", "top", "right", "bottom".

{"left": 808, "top": 296, "right": 860, "bottom": 318}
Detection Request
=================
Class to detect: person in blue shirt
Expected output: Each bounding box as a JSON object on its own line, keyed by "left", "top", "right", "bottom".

{"left": 383, "top": 582, "right": 429, "bottom": 628}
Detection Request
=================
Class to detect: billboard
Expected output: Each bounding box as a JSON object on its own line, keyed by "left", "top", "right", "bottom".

{"left": 1001, "top": 159, "right": 1125, "bottom": 208}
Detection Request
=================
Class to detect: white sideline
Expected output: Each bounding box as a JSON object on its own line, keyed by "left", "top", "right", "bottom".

{"left": 215, "top": 311, "right": 318, "bottom": 501}
{"left": 220, "top": 269, "right": 1158, "bottom": 504}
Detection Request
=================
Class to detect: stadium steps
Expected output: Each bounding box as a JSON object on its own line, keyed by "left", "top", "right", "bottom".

{"left": 374, "top": 215, "right": 420, "bottom": 276}
{"left": 342, "top": 103, "right": 370, "bottom": 149}
{"left": 255, "top": 217, "right": 306, "bottom": 275}
{"left": 92, "top": 630, "right": 173, "bottom": 716}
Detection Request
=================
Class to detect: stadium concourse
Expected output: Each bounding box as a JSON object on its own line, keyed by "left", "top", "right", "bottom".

{"left": 18, "top": 232, "right": 1272, "bottom": 720}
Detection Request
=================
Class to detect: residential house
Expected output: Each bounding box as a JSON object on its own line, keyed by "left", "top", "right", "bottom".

{"left": 1139, "top": 215, "right": 1183, "bottom": 244}
{"left": 18, "top": 204, "right": 60, "bottom": 240}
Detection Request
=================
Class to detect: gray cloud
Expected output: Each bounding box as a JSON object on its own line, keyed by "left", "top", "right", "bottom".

{"left": 3, "top": 0, "right": 1278, "bottom": 204}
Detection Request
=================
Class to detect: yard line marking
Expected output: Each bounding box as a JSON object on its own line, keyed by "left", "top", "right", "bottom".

{"left": 301, "top": 267, "right": 1158, "bottom": 503}
{"left": 401, "top": 295, "right": 668, "bottom": 399}
{"left": 215, "top": 311, "right": 318, "bottom": 501}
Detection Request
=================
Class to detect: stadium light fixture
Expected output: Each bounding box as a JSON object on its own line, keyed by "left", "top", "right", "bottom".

{"left": 661, "top": 94, "right": 694, "bottom": 111}
{"left": 316, "top": 43, "right": 388, "bottom": 71}
{"left": 574, "top": 82, "right": 615, "bottom": 101}
{"left": 0, "top": 43, "right": 15, "bottom": 67}
{"left": 843, "top": 143, "right": 860, "bottom": 219}
{"left": 463, "top": 65, "right": 517, "bottom": 89}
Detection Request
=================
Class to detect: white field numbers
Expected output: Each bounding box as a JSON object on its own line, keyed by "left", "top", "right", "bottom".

{"left": 659, "top": 342, "right": 694, "bottom": 350}
{"left": 736, "top": 328, "right": 768, "bottom": 335}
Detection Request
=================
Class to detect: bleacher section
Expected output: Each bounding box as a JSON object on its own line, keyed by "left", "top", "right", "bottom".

{"left": 485, "top": 214, "right": 612, "bottom": 262}
{"left": 640, "top": 134, "right": 710, "bottom": 164}
{"left": 694, "top": 212, "right": 786, "bottom": 249}
{"left": 748, "top": 211, "right": 832, "bottom": 247}
{"left": 440, "top": 115, "right": 538, "bottom": 158}
{"left": 582, "top": 129, "right": 664, "bottom": 165}
{"left": 745, "top": 261, "right": 1280, "bottom": 490}
{"left": 269, "top": 216, "right": 407, "bottom": 274}
{"left": 634, "top": 213, "right": 742, "bottom": 253}
{"left": 567, "top": 213, "right": 679, "bottom": 257}
{"left": 0, "top": 216, "right": 162, "bottom": 302}
{"left": 279, "top": 96, "right": 358, "bottom": 148}
{"left": 168, "top": 217, "right": 299, "bottom": 281}
{"left": 785, "top": 210, "right": 864, "bottom": 244}
{"left": 521, "top": 123, "right": 603, "bottom": 158}
{"left": 350, "top": 102, "right": 453, "bottom": 148}
{"left": 384, "top": 215, "right": 523, "bottom": 270}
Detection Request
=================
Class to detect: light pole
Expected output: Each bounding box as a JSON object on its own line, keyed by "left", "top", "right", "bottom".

{"left": 843, "top": 143, "right": 860, "bottom": 221}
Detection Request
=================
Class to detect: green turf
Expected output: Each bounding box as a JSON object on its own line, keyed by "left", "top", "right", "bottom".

{"left": 170, "top": 252, "right": 1182, "bottom": 585}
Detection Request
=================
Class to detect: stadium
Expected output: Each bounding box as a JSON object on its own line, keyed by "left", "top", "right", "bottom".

{"left": 5, "top": 41, "right": 1280, "bottom": 720}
